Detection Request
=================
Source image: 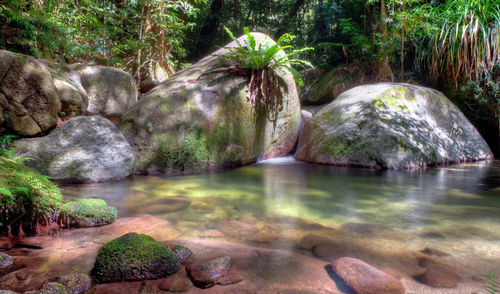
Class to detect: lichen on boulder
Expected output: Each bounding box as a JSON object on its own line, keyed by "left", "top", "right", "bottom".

{"left": 15, "top": 115, "right": 135, "bottom": 183}
{"left": 119, "top": 32, "right": 301, "bottom": 175}
{"left": 90, "top": 233, "right": 179, "bottom": 283}
{"left": 296, "top": 83, "right": 493, "bottom": 169}
{"left": 59, "top": 198, "right": 117, "bottom": 228}
{"left": 0, "top": 50, "right": 61, "bottom": 137}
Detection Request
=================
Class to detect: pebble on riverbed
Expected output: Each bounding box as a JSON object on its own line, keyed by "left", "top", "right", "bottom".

{"left": 0, "top": 253, "right": 13, "bottom": 269}
{"left": 187, "top": 256, "right": 242, "bottom": 288}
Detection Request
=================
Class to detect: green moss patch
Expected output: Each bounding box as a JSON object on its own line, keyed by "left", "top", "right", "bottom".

{"left": 0, "top": 156, "right": 63, "bottom": 235}
{"left": 59, "top": 198, "right": 117, "bottom": 228}
{"left": 91, "top": 232, "right": 179, "bottom": 283}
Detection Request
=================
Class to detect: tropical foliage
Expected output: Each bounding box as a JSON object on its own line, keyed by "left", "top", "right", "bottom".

{"left": 220, "top": 27, "right": 312, "bottom": 124}
{"left": 0, "top": 157, "right": 63, "bottom": 236}
{"left": 486, "top": 272, "right": 500, "bottom": 294}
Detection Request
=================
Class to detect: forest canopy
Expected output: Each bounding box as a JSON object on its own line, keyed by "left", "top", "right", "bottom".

{"left": 0, "top": 0, "right": 499, "bottom": 154}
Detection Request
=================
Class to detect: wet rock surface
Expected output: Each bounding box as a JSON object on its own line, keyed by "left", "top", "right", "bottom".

{"left": 90, "top": 232, "right": 178, "bottom": 283}
{"left": 0, "top": 253, "right": 13, "bottom": 269}
{"left": 24, "top": 282, "right": 71, "bottom": 294}
{"left": 53, "top": 273, "right": 92, "bottom": 294}
{"left": 59, "top": 198, "right": 117, "bottom": 228}
{"left": 187, "top": 256, "right": 241, "bottom": 288}
{"left": 331, "top": 257, "right": 405, "bottom": 294}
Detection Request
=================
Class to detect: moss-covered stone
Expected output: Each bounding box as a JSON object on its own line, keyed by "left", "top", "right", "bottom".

{"left": 301, "top": 63, "right": 366, "bottom": 105}
{"left": 119, "top": 33, "right": 301, "bottom": 175}
{"left": 91, "top": 233, "right": 179, "bottom": 283}
{"left": 0, "top": 157, "right": 63, "bottom": 236}
{"left": 59, "top": 198, "right": 117, "bottom": 228}
{"left": 296, "top": 83, "right": 493, "bottom": 169}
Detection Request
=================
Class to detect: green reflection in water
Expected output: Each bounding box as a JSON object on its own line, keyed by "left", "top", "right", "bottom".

{"left": 61, "top": 158, "right": 500, "bottom": 240}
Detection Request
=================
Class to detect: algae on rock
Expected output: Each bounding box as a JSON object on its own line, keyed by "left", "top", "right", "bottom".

{"left": 91, "top": 233, "right": 179, "bottom": 283}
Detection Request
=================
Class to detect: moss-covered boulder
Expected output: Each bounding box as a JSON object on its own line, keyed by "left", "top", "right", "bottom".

{"left": 59, "top": 198, "right": 117, "bottom": 228}
{"left": 0, "top": 157, "right": 63, "bottom": 236}
{"left": 91, "top": 233, "right": 178, "bottom": 283}
{"left": 15, "top": 116, "right": 135, "bottom": 183}
{"left": 119, "top": 32, "right": 301, "bottom": 174}
{"left": 70, "top": 65, "right": 137, "bottom": 118}
{"left": 300, "top": 63, "right": 365, "bottom": 105}
{"left": 0, "top": 50, "right": 61, "bottom": 136}
{"left": 295, "top": 83, "right": 493, "bottom": 169}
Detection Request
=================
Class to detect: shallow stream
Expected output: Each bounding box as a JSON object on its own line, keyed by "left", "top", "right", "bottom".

{"left": 62, "top": 157, "right": 500, "bottom": 284}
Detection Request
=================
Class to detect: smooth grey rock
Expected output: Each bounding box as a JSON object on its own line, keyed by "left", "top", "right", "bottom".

{"left": 41, "top": 61, "right": 88, "bottom": 119}
{"left": 296, "top": 83, "right": 493, "bottom": 169}
{"left": 0, "top": 50, "right": 60, "bottom": 136}
{"left": 15, "top": 116, "right": 134, "bottom": 183}
{"left": 119, "top": 32, "right": 301, "bottom": 174}
{"left": 71, "top": 65, "right": 137, "bottom": 117}
{"left": 0, "top": 252, "right": 13, "bottom": 268}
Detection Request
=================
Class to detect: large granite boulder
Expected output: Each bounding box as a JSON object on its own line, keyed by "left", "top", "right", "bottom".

{"left": 90, "top": 233, "right": 178, "bottom": 283}
{"left": 0, "top": 50, "right": 61, "bottom": 136}
{"left": 296, "top": 83, "right": 493, "bottom": 169}
{"left": 15, "top": 116, "right": 134, "bottom": 183}
{"left": 119, "top": 32, "right": 301, "bottom": 174}
{"left": 70, "top": 65, "right": 137, "bottom": 118}
{"left": 301, "top": 63, "right": 365, "bottom": 105}
{"left": 41, "top": 61, "right": 88, "bottom": 119}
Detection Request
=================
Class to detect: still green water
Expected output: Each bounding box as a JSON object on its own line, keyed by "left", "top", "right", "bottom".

{"left": 62, "top": 157, "right": 500, "bottom": 242}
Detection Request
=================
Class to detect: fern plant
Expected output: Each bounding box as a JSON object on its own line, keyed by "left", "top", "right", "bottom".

{"left": 486, "top": 272, "right": 500, "bottom": 294}
{"left": 0, "top": 134, "right": 31, "bottom": 163}
{"left": 218, "top": 27, "right": 313, "bottom": 125}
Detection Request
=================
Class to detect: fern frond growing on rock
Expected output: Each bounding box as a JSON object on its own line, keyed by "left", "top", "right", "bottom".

{"left": 219, "top": 27, "right": 313, "bottom": 126}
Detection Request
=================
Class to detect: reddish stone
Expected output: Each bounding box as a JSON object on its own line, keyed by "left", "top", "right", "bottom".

{"left": 331, "top": 257, "right": 405, "bottom": 294}
{"left": 419, "top": 265, "right": 461, "bottom": 288}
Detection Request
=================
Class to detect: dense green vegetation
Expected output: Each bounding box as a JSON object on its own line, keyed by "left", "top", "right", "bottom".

{"left": 0, "top": 0, "right": 498, "bottom": 155}
{"left": 0, "top": 156, "right": 63, "bottom": 236}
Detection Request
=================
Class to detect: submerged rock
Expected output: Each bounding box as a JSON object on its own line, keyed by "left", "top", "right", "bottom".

{"left": 0, "top": 50, "right": 61, "bottom": 136}
{"left": 15, "top": 116, "right": 134, "bottom": 183}
{"left": 187, "top": 256, "right": 242, "bottom": 288}
{"left": 331, "top": 257, "right": 405, "bottom": 294}
{"left": 53, "top": 273, "right": 92, "bottom": 294}
{"left": 24, "top": 282, "right": 71, "bottom": 294}
{"left": 91, "top": 233, "right": 178, "bottom": 283}
{"left": 59, "top": 198, "right": 117, "bottom": 228}
{"left": 119, "top": 32, "right": 301, "bottom": 174}
{"left": 296, "top": 83, "right": 493, "bottom": 169}
{"left": 171, "top": 244, "right": 193, "bottom": 263}
{"left": 0, "top": 252, "right": 13, "bottom": 269}
{"left": 418, "top": 265, "right": 461, "bottom": 288}
{"left": 70, "top": 65, "right": 137, "bottom": 118}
